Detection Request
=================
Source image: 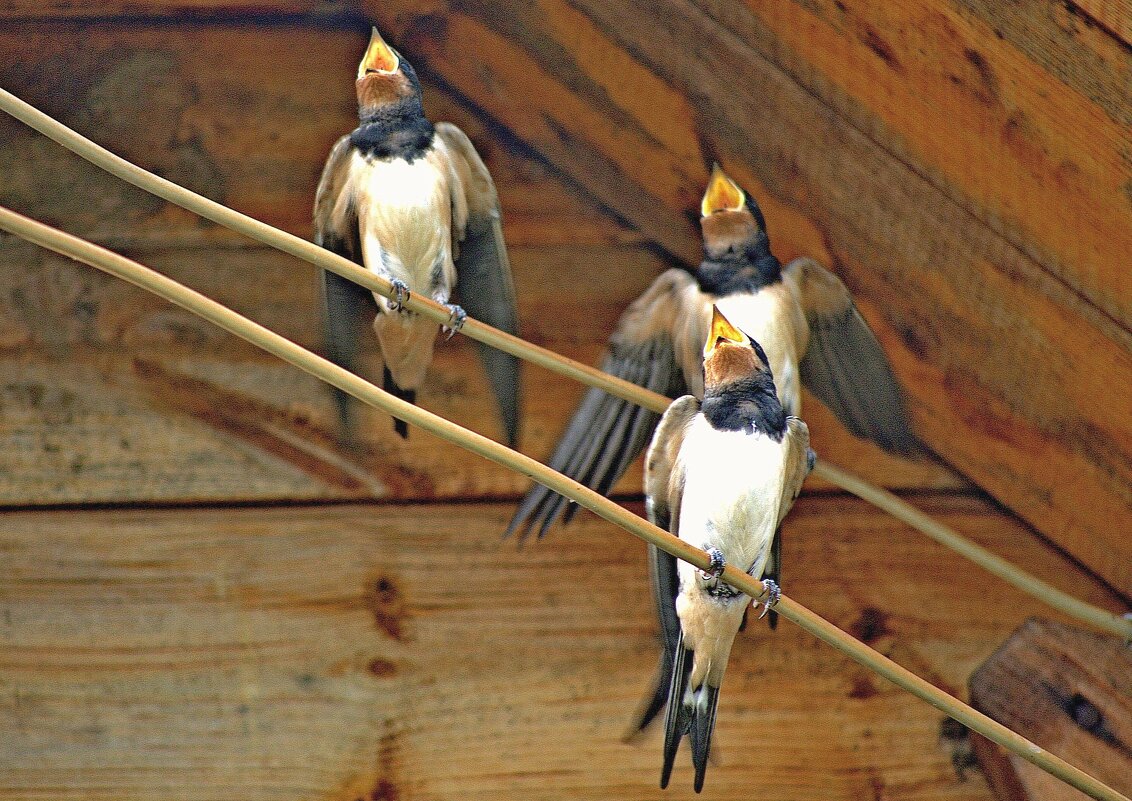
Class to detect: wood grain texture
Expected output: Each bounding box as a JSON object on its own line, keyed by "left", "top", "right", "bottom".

{"left": 364, "top": 1, "right": 1132, "bottom": 592}
{"left": 704, "top": 0, "right": 1132, "bottom": 328}
{"left": 1, "top": 495, "right": 1126, "bottom": 800}
{"left": 0, "top": 236, "right": 952, "bottom": 505}
{"left": 0, "top": 0, "right": 356, "bottom": 18}
{"left": 969, "top": 619, "right": 1132, "bottom": 801}
{"left": 0, "top": 21, "right": 958, "bottom": 506}
{"left": 1068, "top": 0, "right": 1132, "bottom": 46}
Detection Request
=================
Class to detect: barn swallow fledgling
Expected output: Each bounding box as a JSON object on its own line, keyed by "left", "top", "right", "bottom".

{"left": 314, "top": 27, "right": 520, "bottom": 445}
{"left": 641, "top": 306, "right": 812, "bottom": 792}
{"left": 507, "top": 165, "right": 912, "bottom": 536}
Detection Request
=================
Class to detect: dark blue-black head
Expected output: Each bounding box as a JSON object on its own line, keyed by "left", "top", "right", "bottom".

{"left": 696, "top": 165, "right": 779, "bottom": 294}
{"left": 350, "top": 27, "right": 434, "bottom": 159}
{"left": 354, "top": 27, "right": 427, "bottom": 120}
{"left": 700, "top": 305, "right": 785, "bottom": 438}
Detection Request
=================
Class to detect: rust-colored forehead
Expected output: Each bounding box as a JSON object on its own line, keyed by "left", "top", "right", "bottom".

{"left": 700, "top": 208, "right": 760, "bottom": 253}
{"left": 704, "top": 341, "right": 761, "bottom": 387}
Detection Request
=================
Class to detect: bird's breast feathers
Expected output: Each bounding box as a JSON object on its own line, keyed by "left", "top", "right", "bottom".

{"left": 713, "top": 285, "right": 806, "bottom": 414}
{"left": 677, "top": 415, "right": 788, "bottom": 572}
{"left": 350, "top": 148, "right": 458, "bottom": 296}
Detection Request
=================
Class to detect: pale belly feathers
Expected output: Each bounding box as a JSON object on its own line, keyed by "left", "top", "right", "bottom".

{"left": 351, "top": 150, "right": 457, "bottom": 309}
{"left": 674, "top": 415, "right": 789, "bottom": 687}
{"left": 714, "top": 288, "right": 805, "bottom": 416}
{"left": 349, "top": 149, "right": 459, "bottom": 390}
{"left": 676, "top": 415, "right": 787, "bottom": 579}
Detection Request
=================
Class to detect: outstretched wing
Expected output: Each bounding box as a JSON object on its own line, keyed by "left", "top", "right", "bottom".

{"left": 784, "top": 257, "right": 917, "bottom": 454}
{"left": 632, "top": 396, "right": 698, "bottom": 734}
{"left": 315, "top": 135, "right": 376, "bottom": 445}
{"left": 436, "top": 122, "right": 522, "bottom": 448}
{"left": 505, "top": 269, "right": 703, "bottom": 540}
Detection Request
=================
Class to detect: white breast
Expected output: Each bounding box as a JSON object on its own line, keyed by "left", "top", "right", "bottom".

{"left": 714, "top": 290, "right": 803, "bottom": 415}
{"left": 351, "top": 151, "right": 456, "bottom": 301}
{"left": 676, "top": 415, "right": 787, "bottom": 577}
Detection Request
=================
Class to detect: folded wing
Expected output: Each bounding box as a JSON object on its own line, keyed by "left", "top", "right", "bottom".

{"left": 436, "top": 123, "right": 522, "bottom": 448}
{"left": 315, "top": 135, "right": 376, "bottom": 445}
{"left": 633, "top": 396, "right": 698, "bottom": 735}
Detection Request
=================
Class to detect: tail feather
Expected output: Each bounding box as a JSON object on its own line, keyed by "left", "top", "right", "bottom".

{"left": 630, "top": 651, "right": 674, "bottom": 738}
{"left": 660, "top": 637, "right": 693, "bottom": 789}
{"left": 691, "top": 684, "right": 720, "bottom": 793}
{"left": 657, "top": 635, "right": 722, "bottom": 792}
{"left": 382, "top": 365, "right": 416, "bottom": 439}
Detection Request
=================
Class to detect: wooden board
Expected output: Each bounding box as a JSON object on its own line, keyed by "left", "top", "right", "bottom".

{"left": 969, "top": 619, "right": 1132, "bottom": 801}
{"left": 1, "top": 494, "right": 1126, "bottom": 800}
{"left": 360, "top": 2, "right": 1132, "bottom": 593}
{"left": 0, "top": 21, "right": 960, "bottom": 506}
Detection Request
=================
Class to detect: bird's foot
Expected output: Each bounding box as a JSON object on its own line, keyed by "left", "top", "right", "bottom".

{"left": 389, "top": 279, "right": 410, "bottom": 312}
{"left": 443, "top": 303, "right": 467, "bottom": 340}
{"left": 700, "top": 547, "right": 726, "bottom": 580}
{"left": 755, "top": 579, "right": 780, "bottom": 619}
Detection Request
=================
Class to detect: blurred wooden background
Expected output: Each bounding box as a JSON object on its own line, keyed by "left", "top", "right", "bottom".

{"left": 0, "top": 1, "right": 1128, "bottom": 799}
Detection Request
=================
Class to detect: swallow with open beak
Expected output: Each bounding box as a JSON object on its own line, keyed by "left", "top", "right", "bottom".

{"left": 507, "top": 164, "right": 913, "bottom": 536}
{"left": 314, "top": 27, "right": 520, "bottom": 444}
{"left": 640, "top": 305, "right": 812, "bottom": 791}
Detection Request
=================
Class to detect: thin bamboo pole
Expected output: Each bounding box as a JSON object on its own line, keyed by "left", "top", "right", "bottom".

{"left": 1, "top": 204, "right": 1126, "bottom": 801}
{"left": 0, "top": 87, "right": 1127, "bottom": 642}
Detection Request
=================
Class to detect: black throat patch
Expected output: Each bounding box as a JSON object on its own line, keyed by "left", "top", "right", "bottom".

{"left": 350, "top": 97, "right": 435, "bottom": 162}
{"left": 695, "top": 235, "right": 782, "bottom": 297}
{"left": 700, "top": 372, "right": 787, "bottom": 440}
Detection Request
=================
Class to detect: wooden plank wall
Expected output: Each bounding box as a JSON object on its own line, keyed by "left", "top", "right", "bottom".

{"left": 0, "top": 5, "right": 1129, "bottom": 800}
{"left": 0, "top": 11, "right": 959, "bottom": 506}
{"left": 0, "top": 3, "right": 1127, "bottom": 588}
{"left": 2, "top": 497, "right": 1126, "bottom": 801}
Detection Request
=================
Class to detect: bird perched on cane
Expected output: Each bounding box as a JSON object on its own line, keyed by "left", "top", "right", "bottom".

{"left": 639, "top": 305, "right": 813, "bottom": 791}
{"left": 314, "top": 26, "right": 520, "bottom": 445}
{"left": 507, "top": 164, "right": 913, "bottom": 537}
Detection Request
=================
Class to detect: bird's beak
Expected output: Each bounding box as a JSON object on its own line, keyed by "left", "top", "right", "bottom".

{"left": 704, "top": 305, "right": 749, "bottom": 357}
{"left": 700, "top": 164, "right": 745, "bottom": 217}
{"left": 358, "top": 27, "right": 399, "bottom": 77}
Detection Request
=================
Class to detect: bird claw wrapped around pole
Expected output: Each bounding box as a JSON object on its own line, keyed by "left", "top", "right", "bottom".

{"left": 443, "top": 303, "right": 467, "bottom": 340}
{"left": 389, "top": 279, "right": 411, "bottom": 312}
{"left": 700, "top": 547, "right": 726, "bottom": 580}
{"left": 756, "top": 579, "right": 781, "bottom": 619}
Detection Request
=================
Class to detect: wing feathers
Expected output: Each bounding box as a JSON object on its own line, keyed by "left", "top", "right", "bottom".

{"left": 630, "top": 543, "right": 682, "bottom": 738}
{"left": 315, "top": 135, "right": 374, "bottom": 444}
{"left": 785, "top": 258, "right": 917, "bottom": 453}
{"left": 506, "top": 270, "right": 699, "bottom": 538}
{"left": 436, "top": 123, "right": 522, "bottom": 447}
{"left": 660, "top": 635, "right": 693, "bottom": 790}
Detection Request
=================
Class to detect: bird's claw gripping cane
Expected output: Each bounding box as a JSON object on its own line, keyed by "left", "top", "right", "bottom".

{"left": 443, "top": 303, "right": 467, "bottom": 340}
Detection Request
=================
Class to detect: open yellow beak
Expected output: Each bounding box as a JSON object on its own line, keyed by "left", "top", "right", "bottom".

{"left": 358, "top": 27, "right": 399, "bottom": 76}
{"left": 704, "top": 305, "right": 749, "bottom": 357}
{"left": 700, "top": 164, "right": 745, "bottom": 217}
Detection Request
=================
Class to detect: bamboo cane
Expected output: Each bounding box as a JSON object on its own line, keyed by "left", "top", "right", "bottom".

{"left": 1, "top": 204, "right": 1126, "bottom": 801}
{"left": 0, "top": 87, "right": 1126, "bottom": 642}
